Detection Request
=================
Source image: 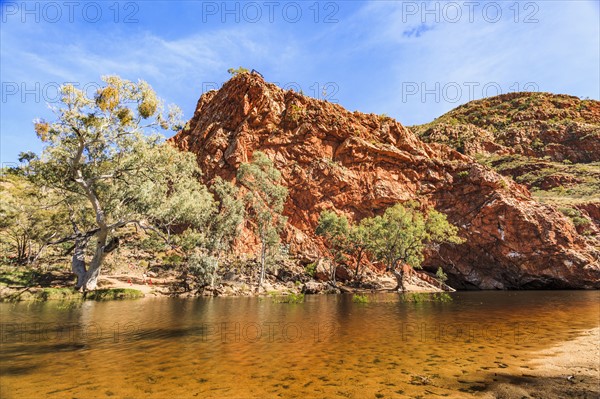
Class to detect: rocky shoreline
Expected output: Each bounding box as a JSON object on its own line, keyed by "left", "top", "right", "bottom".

{"left": 0, "top": 266, "right": 445, "bottom": 302}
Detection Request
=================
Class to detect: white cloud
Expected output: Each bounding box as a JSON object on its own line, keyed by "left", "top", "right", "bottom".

{"left": 1, "top": 0, "right": 598, "bottom": 162}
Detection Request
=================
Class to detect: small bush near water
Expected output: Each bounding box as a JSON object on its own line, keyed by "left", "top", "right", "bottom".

{"left": 401, "top": 292, "right": 453, "bottom": 303}
{"left": 271, "top": 292, "right": 305, "bottom": 303}
{"left": 352, "top": 294, "right": 369, "bottom": 303}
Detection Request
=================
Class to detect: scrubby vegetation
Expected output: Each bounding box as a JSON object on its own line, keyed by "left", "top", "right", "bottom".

{"left": 237, "top": 152, "right": 288, "bottom": 291}
{"left": 352, "top": 294, "right": 369, "bottom": 303}
{"left": 1, "top": 75, "right": 470, "bottom": 300}
{"left": 401, "top": 292, "right": 453, "bottom": 303}
{"left": 0, "top": 76, "right": 254, "bottom": 298}
{"left": 227, "top": 66, "right": 250, "bottom": 76}
{"left": 316, "top": 202, "right": 464, "bottom": 292}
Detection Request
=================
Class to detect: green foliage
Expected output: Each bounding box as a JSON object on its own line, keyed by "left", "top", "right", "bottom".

{"left": 128, "top": 144, "right": 216, "bottom": 236}
{"left": 315, "top": 208, "right": 373, "bottom": 282}
{"left": 457, "top": 171, "right": 469, "bottom": 179}
{"left": 0, "top": 173, "right": 67, "bottom": 263}
{"left": 172, "top": 229, "right": 205, "bottom": 253}
{"left": 347, "top": 222, "right": 371, "bottom": 280}
{"left": 25, "top": 75, "right": 218, "bottom": 290}
{"left": 559, "top": 207, "right": 591, "bottom": 228}
{"left": 187, "top": 251, "right": 219, "bottom": 288}
{"left": 227, "top": 67, "right": 249, "bottom": 76}
{"left": 315, "top": 203, "right": 462, "bottom": 288}
{"left": 272, "top": 292, "right": 305, "bottom": 303}
{"left": 35, "top": 288, "right": 80, "bottom": 301}
{"left": 483, "top": 155, "right": 600, "bottom": 206}
{"left": 378, "top": 113, "right": 391, "bottom": 123}
{"left": 237, "top": 152, "right": 288, "bottom": 287}
{"left": 1, "top": 286, "right": 144, "bottom": 302}
{"left": 0, "top": 266, "right": 43, "bottom": 287}
{"left": 205, "top": 177, "right": 245, "bottom": 256}
{"left": 305, "top": 262, "right": 317, "bottom": 277}
{"left": 531, "top": 138, "right": 544, "bottom": 150}
{"left": 85, "top": 288, "right": 144, "bottom": 300}
{"left": 352, "top": 294, "right": 369, "bottom": 303}
{"left": 559, "top": 207, "right": 581, "bottom": 218}
{"left": 316, "top": 211, "right": 349, "bottom": 262}
{"left": 163, "top": 253, "right": 184, "bottom": 266}
{"left": 401, "top": 292, "right": 452, "bottom": 303}
{"left": 139, "top": 234, "right": 168, "bottom": 252}
{"left": 366, "top": 202, "right": 464, "bottom": 272}
{"left": 571, "top": 216, "right": 590, "bottom": 228}
{"left": 287, "top": 103, "right": 305, "bottom": 122}
{"left": 433, "top": 292, "right": 453, "bottom": 302}
{"left": 18, "top": 151, "right": 37, "bottom": 165}
{"left": 435, "top": 267, "right": 448, "bottom": 283}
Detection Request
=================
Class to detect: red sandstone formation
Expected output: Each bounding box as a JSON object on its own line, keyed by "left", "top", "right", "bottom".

{"left": 170, "top": 74, "right": 600, "bottom": 289}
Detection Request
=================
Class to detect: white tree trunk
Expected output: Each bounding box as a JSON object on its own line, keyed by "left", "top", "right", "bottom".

{"left": 330, "top": 262, "right": 337, "bottom": 286}
{"left": 392, "top": 268, "right": 405, "bottom": 292}
{"left": 82, "top": 230, "right": 107, "bottom": 291}
{"left": 71, "top": 238, "right": 87, "bottom": 289}
{"left": 258, "top": 240, "right": 266, "bottom": 290}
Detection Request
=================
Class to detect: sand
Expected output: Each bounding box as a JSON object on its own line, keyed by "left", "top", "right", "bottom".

{"left": 481, "top": 327, "right": 600, "bottom": 399}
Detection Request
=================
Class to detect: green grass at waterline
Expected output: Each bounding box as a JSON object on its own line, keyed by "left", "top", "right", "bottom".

{"left": 0, "top": 287, "right": 144, "bottom": 302}
{"left": 269, "top": 292, "right": 305, "bottom": 304}
{"left": 352, "top": 294, "right": 370, "bottom": 303}
{"left": 401, "top": 292, "right": 453, "bottom": 303}
{"left": 86, "top": 288, "right": 145, "bottom": 300}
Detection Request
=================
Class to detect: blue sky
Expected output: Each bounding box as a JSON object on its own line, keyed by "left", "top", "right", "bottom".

{"left": 1, "top": 0, "right": 599, "bottom": 165}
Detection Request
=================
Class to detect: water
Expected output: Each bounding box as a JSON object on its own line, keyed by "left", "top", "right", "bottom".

{"left": 1, "top": 291, "right": 598, "bottom": 398}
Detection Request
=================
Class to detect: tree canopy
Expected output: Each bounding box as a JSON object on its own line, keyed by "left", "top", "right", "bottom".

{"left": 237, "top": 151, "right": 288, "bottom": 289}
{"left": 30, "top": 76, "right": 218, "bottom": 290}
{"left": 316, "top": 202, "right": 463, "bottom": 290}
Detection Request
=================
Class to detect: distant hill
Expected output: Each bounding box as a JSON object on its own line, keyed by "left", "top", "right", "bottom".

{"left": 413, "top": 92, "right": 599, "bottom": 162}
{"left": 413, "top": 93, "right": 600, "bottom": 237}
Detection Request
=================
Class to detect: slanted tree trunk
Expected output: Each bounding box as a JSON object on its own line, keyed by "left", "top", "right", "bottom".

{"left": 354, "top": 250, "right": 364, "bottom": 281}
{"left": 81, "top": 229, "right": 108, "bottom": 291}
{"left": 72, "top": 136, "right": 110, "bottom": 292}
{"left": 71, "top": 236, "right": 87, "bottom": 289}
{"left": 391, "top": 267, "right": 405, "bottom": 292}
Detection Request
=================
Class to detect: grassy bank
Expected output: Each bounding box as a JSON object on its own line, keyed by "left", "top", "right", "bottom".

{"left": 0, "top": 286, "right": 144, "bottom": 303}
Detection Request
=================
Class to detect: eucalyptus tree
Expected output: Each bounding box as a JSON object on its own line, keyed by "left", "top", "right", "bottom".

{"left": 237, "top": 152, "right": 288, "bottom": 290}
{"left": 206, "top": 177, "right": 245, "bottom": 260}
{"left": 0, "top": 171, "right": 65, "bottom": 264}
{"left": 347, "top": 221, "right": 372, "bottom": 280}
{"left": 316, "top": 210, "right": 350, "bottom": 285}
{"left": 315, "top": 211, "right": 373, "bottom": 282}
{"left": 33, "top": 76, "right": 215, "bottom": 290}
{"left": 188, "top": 177, "right": 245, "bottom": 290}
{"left": 366, "top": 203, "right": 463, "bottom": 292}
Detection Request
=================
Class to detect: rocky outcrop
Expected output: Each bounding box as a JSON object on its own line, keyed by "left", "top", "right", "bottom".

{"left": 170, "top": 73, "right": 600, "bottom": 289}
{"left": 414, "top": 92, "right": 600, "bottom": 236}
{"left": 414, "top": 92, "right": 600, "bottom": 163}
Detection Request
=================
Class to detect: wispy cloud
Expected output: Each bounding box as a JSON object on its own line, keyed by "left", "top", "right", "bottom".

{"left": 1, "top": 0, "right": 598, "bottom": 163}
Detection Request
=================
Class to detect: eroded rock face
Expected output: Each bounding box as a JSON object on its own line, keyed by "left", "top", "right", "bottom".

{"left": 170, "top": 74, "right": 600, "bottom": 289}
{"left": 414, "top": 92, "right": 600, "bottom": 163}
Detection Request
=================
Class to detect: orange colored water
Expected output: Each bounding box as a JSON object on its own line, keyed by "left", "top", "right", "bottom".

{"left": 1, "top": 291, "right": 598, "bottom": 398}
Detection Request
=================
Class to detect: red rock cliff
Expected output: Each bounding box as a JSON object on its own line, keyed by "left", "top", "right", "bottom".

{"left": 170, "top": 73, "right": 600, "bottom": 289}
